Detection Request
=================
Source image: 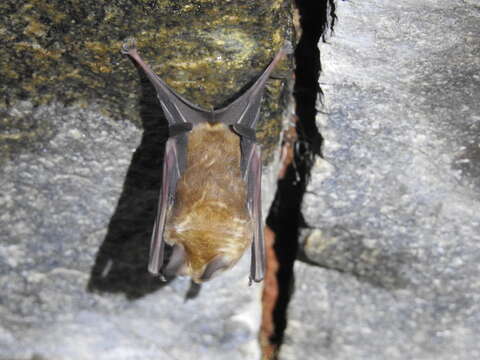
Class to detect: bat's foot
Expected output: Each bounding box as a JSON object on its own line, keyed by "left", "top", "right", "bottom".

{"left": 121, "top": 37, "right": 137, "bottom": 55}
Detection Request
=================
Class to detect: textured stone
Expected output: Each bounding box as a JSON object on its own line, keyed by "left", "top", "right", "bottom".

{"left": 0, "top": 0, "right": 292, "bottom": 160}
{"left": 0, "top": 102, "right": 278, "bottom": 360}
{"left": 281, "top": 0, "right": 480, "bottom": 359}
{"left": 0, "top": 1, "right": 294, "bottom": 359}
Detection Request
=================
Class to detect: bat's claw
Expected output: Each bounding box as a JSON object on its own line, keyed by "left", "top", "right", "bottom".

{"left": 121, "top": 37, "right": 137, "bottom": 55}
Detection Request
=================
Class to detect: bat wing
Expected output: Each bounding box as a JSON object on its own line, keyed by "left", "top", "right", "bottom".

{"left": 219, "top": 45, "right": 291, "bottom": 283}
{"left": 122, "top": 39, "right": 201, "bottom": 276}
{"left": 246, "top": 143, "right": 265, "bottom": 283}
{"left": 148, "top": 137, "right": 179, "bottom": 276}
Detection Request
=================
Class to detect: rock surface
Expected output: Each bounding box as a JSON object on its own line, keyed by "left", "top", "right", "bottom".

{"left": 0, "top": 1, "right": 293, "bottom": 359}
{"left": 0, "top": 102, "right": 269, "bottom": 360}
{"left": 1, "top": 0, "right": 292, "bottom": 160}
{"left": 281, "top": 0, "right": 480, "bottom": 359}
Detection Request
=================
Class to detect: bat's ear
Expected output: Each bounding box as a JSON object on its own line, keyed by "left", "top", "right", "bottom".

{"left": 200, "top": 256, "right": 229, "bottom": 282}
{"left": 162, "top": 244, "right": 186, "bottom": 278}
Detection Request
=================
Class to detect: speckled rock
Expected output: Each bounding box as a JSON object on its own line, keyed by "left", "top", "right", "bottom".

{"left": 0, "top": 102, "right": 280, "bottom": 360}
{"left": 281, "top": 0, "right": 480, "bottom": 359}
{"left": 1, "top": 0, "right": 292, "bottom": 160}
{"left": 0, "top": 1, "right": 293, "bottom": 359}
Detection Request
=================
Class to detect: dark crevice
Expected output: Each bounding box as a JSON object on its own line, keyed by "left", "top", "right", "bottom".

{"left": 295, "top": 0, "right": 336, "bottom": 162}
{"left": 264, "top": 0, "right": 336, "bottom": 357}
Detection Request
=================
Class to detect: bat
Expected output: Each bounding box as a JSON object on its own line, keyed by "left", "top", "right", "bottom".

{"left": 122, "top": 38, "right": 290, "bottom": 284}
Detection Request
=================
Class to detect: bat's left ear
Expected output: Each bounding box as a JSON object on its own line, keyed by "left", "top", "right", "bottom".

{"left": 161, "top": 244, "right": 186, "bottom": 279}
{"left": 200, "top": 256, "right": 229, "bottom": 282}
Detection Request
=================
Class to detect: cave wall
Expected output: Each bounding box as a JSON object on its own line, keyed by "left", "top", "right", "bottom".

{"left": 280, "top": 0, "right": 480, "bottom": 359}
{"left": 0, "top": 1, "right": 293, "bottom": 359}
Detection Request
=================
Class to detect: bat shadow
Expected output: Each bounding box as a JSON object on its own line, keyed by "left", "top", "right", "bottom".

{"left": 87, "top": 66, "right": 172, "bottom": 300}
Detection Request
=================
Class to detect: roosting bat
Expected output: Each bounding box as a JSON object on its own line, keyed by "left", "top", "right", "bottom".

{"left": 122, "top": 38, "right": 290, "bottom": 284}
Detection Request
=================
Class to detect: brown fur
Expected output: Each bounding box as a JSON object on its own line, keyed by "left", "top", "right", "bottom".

{"left": 165, "top": 123, "right": 252, "bottom": 282}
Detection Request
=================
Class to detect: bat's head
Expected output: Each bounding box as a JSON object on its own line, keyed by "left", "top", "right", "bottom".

{"left": 164, "top": 208, "right": 252, "bottom": 283}
{"left": 161, "top": 243, "right": 234, "bottom": 283}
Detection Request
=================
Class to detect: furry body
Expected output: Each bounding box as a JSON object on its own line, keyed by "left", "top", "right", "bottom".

{"left": 165, "top": 123, "right": 252, "bottom": 282}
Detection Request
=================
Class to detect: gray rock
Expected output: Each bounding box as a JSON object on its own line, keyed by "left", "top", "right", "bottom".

{"left": 0, "top": 101, "right": 284, "bottom": 360}
{"left": 281, "top": 0, "right": 480, "bottom": 359}
{"left": 0, "top": 1, "right": 294, "bottom": 357}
